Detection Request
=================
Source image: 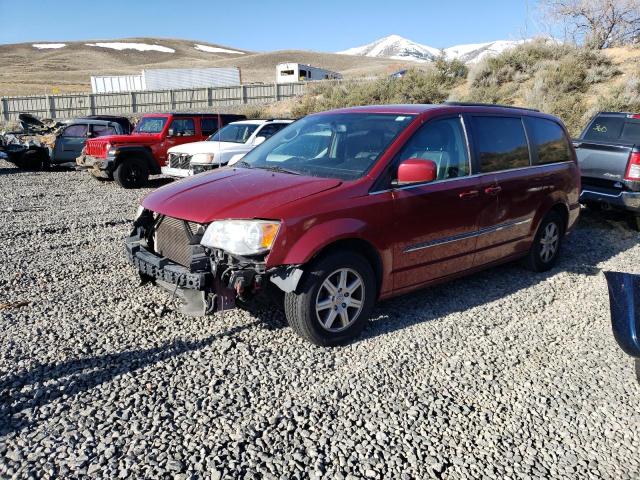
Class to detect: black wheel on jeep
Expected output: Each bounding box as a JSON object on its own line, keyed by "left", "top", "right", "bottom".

{"left": 284, "top": 251, "right": 376, "bottom": 346}
{"left": 113, "top": 158, "right": 149, "bottom": 188}
{"left": 526, "top": 210, "right": 564, "bottom": 272}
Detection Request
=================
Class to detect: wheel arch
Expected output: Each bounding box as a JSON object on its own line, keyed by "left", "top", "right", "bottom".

{"left": 304, "top": 237, "right": 383, "bottom": 299}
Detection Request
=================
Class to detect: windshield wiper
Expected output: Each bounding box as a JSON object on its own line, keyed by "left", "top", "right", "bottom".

{"left": 257, "top": 165, "right": 301, "bottom": 175}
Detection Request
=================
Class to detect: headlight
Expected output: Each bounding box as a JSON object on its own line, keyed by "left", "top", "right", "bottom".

{"left": 201, "top": 220, "right": 280, "bottom": 256}
{"left": 107, "top": 148, "right": 117, "bottom": 156}
{"left": 191, "top": 153, "right": 215, "bottom": 164}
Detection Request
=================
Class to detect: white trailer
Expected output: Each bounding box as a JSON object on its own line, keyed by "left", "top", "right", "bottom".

{"left": 90, "top": 67, "right": 241, "bottom": 93}
{"left": 276, "top": 63, "right": 342, "bottom": 84}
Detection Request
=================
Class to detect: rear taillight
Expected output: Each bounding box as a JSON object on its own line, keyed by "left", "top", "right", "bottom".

{"left": 625, "top": 152, "right": 640, "bottom": 181}
{"left": 627, "top": 114, "right": 640, "bottom": 119}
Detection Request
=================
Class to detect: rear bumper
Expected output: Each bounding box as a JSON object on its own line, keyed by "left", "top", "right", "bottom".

{"left": 580, "top": 187, "right": 640, "bottom": 213}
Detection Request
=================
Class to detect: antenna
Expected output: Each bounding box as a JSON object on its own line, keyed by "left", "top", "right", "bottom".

{"left": 217, "top": 111, "right": 222, "bottom": 170}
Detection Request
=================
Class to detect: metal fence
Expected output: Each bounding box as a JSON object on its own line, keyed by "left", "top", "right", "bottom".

{"left": 0, "top": 82, "right": 309, "bottom": 121}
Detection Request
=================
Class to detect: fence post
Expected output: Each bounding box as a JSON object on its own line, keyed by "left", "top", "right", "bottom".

{"left": 130, "top": 92, "right": 137, "bottom": 114}
{"left": 89, "top": 94, "right": 96, "bottom": 115}
{"left": 274, "top": 83, "right": 280, "bottom": 102}
{"left": 170, "top": 90, "right": 176, "bottom": 110}
{"left": 241, "top": 85, "right": 247, "bottom": 104}
{"left": 207, "top": 87, "right": 213, "bottom": 107}
{"left": 1, "top": 98, "right": 8, "bottom": 121}
{"left": 46, "top": 95, "right": 56, "bottom": 119}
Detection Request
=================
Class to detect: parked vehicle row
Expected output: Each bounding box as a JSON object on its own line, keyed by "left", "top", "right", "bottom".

{"left": 126, "top": 103, "right": 581, "bottom": 345}
{"left": 4, "top": 104, "right": 639, "bottom": 347}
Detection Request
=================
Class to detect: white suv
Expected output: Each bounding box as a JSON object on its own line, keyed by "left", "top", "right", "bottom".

{"left": 161, "top": 119, "right": 294, "bottom": 178}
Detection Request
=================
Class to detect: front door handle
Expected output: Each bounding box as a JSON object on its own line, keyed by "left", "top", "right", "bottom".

{"left": 484, "top": 186, "right": 502, "bottom": 196}
{"left": 459, "top": 190, "right": 480, "bottom": 199}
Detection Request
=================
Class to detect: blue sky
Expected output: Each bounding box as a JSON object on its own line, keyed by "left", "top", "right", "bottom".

{"left": 0, "top": 0, "right": 543, "bottom": 50}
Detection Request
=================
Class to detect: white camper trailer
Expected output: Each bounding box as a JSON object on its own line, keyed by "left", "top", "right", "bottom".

{"left": 276, "top": 63, "right": 342, "bottom": 84}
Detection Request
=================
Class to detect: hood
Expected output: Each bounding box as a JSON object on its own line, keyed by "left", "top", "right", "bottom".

{"left": 168, "top": 141, "right": 246, "bottom": 155}
{"left": 88, "top": 133, "right": 161, "bottom": 146}
{"left": 142, "top": 167, "right": 341, "bottom": 223}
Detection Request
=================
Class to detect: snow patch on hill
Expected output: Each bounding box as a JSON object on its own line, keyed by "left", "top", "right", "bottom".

{"left": 85, "top": 42, "right": 175, "bottom": 53}
{"left": 194, "top": 44, "right": 245, "bottom": 54}
{"left": 32, "top": 43, "right": 66, "bottom": 49}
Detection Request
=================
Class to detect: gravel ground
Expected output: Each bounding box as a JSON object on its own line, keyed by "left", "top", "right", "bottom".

{"left": 0, "top": 159, "right": 639, "bottom": 479}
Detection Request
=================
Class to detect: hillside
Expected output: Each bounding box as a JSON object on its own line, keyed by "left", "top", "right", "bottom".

{"left": 0, "top": 38, "right": 409, "bottom": 96}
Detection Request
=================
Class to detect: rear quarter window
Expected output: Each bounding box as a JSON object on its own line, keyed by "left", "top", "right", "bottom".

{"left": 472, "top": 116, "right": 530, "bottom": 173}
{"left": 526, "top": 117, "right": 572, "bottom": 164}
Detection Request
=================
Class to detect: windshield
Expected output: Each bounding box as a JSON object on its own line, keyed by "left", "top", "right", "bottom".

{"left": 134, "top": 117, "right": 168, "bottom": 134}
{"left": 238, "top": 113, "right": 415, "bottom": 180}
{"left": 209, "top": 123, "right": 259, "bottom": 143}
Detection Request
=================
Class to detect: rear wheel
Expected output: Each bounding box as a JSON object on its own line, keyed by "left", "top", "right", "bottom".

{"left": 19, "top": 150, "right": 46, "bottom": 170}
{"left": 526, "top": 210, "right": 564, "bottom": 272}
{"left": 113, "top": 158, "right": 149, "bottom": 188}
{"left": 284, "top": 252, "right": 375, "bottom": 346}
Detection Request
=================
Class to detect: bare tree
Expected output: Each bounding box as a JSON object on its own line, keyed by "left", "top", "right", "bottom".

{"left": 542, "top": 0, "right": 640, "bottom": 48}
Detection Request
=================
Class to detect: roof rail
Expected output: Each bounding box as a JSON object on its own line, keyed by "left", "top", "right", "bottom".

{"left": 443, "top": 101, "right": 540, "bottom": 112}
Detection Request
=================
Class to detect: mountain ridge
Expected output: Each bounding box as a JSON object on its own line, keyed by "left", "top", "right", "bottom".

{"left": 338, "top": 34, "right": 528, "bottom": 64}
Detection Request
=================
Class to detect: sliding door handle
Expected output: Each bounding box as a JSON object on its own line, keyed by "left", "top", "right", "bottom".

{"left": 459, "top": 190, "right": 480, "bottom": 199}
{"left": 484, "top": 186, "right": 502, "bottom": 196}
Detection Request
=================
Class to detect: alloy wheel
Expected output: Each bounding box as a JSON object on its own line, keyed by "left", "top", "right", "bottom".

{"left": 539, "top": 222, "right": 559, "bottom": 263}
{"left": 315, "top": 268, "right": 365, "bottom": 332}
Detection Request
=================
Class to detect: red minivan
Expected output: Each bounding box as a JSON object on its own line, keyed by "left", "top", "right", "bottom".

{"left": 126, "top": 103, "right": 580, "bottom": 345}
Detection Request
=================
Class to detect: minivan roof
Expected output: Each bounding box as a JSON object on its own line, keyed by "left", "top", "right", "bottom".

{"left": 322, "top": 103, "right": 543, "bottom": 116}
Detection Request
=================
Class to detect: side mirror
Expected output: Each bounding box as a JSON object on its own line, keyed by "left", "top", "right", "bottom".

{"left": 253, "top": 136, "right": 266, "bottom": 146}
{"left": 167, "top": 128, "right": 175, "bottom": 137}
{"left": 396, "top": 158, "right": 437, "bottom": 186}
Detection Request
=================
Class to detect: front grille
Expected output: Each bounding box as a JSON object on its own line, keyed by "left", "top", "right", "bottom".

{"left": 168, "top": 153, "right": 192, "bottom": 169}
{"left": 85, "top": 140, "right": 107, "bottom": 157}
{"left": 154, "top": 216, "right": 201, "bottom": 267}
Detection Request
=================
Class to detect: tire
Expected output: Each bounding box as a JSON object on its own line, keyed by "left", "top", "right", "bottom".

{"left": 18, "top": 150, "right": 45, "bottom": 170}
{"left": 284, "top": 251, "right": 376, "bottom": 346}
{"left": 526, "top": 210, "right": 564, "bottom": 272}
{"left": 113, "top": 158, "right": 149, "bottom": 188}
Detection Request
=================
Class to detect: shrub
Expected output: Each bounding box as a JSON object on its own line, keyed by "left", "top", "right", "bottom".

{"left": 291, "top": 66, "right": 464, "bottom": 117}
{"left": 595, "top": 75, "right": 640, "bottom": 113}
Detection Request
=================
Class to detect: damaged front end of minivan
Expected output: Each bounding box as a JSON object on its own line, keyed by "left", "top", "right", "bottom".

{"left": 125, "top": 208, "right": 303, "bottom": 315}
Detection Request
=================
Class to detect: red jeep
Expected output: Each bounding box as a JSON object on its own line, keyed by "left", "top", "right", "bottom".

{"left": 77, "top": 112, "right": 245, "bottom": 188}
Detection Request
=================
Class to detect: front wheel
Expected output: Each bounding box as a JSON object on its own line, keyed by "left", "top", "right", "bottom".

{"left": 113, "top": 158, "right": 149, "bottom": 188}
{"left": 526, "top": 210, "right": 564, "bottom": 272}
{"left": 284, "top": 252, "right": 376, "bottom": 346}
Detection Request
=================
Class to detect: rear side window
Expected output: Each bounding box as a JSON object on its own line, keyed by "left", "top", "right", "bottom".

{"left": 526, "top": 117, "right": 571, "bottom": 164}
{"left": 170, "top": 118, "right": 195, "bottom": 136}
{"left": 472, "top": 116, "right": 530, "bottom": 172}
{"left": 396, "top": 117, "right": 470, "bottom": 180}
{"left": 201, "top": 118, "right": 219, "bottom": 136}
{"left": 92, "top": 124, "right": 117, "bottom": 137}
{"left": 62, "top": 124, "right": 88, "bottom": 137}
